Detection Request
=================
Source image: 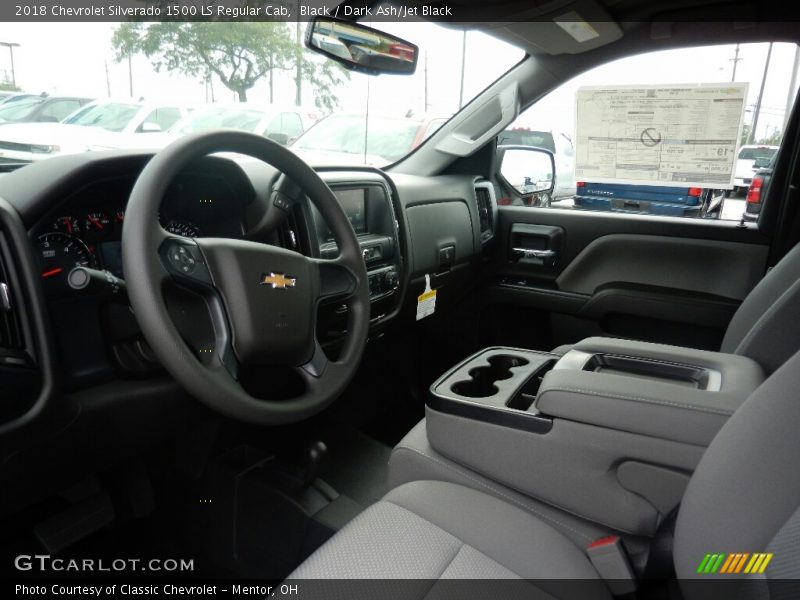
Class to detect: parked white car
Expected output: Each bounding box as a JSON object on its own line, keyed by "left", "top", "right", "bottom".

{"left": 291, "top": 112, "right": 446, "bottom": 166}
{"left": 0, "top": 99, "right": 188, "bottom": 164}
{"left": 733, "top": 144, "right": 779, "bottom": 194}
{"left": 111, "top": 103, "right": 321, "bottom": 151}
{"left": 498, "top": 127, "right": 576, "bottom": 201}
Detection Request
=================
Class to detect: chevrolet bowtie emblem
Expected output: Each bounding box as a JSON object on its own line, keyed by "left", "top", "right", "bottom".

{"left": 260, "top": 272, "right": 296, "bottom": 289}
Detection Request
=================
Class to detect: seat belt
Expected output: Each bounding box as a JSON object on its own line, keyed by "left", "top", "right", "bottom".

{"left": 586, "top": 535, "right": 637, "bottom": 596}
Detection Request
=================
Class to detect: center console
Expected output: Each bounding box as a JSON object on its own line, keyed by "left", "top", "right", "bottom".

{"left": 422, "top": 337, "right": 764, "bottom": 536}
{"left": 311, "top": 174, "right": 403, "bottom": 340}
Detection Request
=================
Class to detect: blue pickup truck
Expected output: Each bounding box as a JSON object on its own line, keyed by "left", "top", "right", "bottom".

{"left": 574, "top": 182, "right": 724, "bottom": 218}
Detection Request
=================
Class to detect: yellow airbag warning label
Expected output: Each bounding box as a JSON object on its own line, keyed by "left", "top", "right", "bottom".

{"left": 416, "top": 274, "right": 437, "bottom": 321}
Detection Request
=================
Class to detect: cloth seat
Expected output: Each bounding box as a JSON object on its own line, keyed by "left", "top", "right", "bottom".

{"left": 289, "top": 348, "right": 800, "bottom": 598}
{"left": 288, "top": 479, "right": 611, "bottom": 599}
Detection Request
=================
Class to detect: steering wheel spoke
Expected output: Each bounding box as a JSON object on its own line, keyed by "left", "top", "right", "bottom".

{"left": 158, "top": 237, "right": 239, "bottom": 379}
{"left": 312, "top": 256, "right": 358, "bottom": 303}
{"left": 159, "top": 237, "right": 215, "bottom": 289}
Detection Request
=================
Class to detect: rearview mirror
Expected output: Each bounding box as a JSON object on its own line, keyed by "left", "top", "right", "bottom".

{"left": 305, "top": 17, "right": 418, "bottom": 76}
{"left": 498, "top": 146, "right": 556, "bottom": 198}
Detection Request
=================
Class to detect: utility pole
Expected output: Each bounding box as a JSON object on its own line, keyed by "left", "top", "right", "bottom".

{"left": 783, "top": 44, "right": 800, "bottom": 131}
{"left": 295, "top": 2, "right": 302, "bottom": 106}
{"left": 127, "top": 54, "right": 133, "bottom": 97}
{"left": 730, "top": 43, "right": 742, "bottom": 82}
{"left": 0, "top": 42, "right": 20, "bottom": 89}
{"left": 423, "top": 51, "right": 429, "bottom": 113}
{"left": 104, "top": 60, "right": 111, "bottom": 97}
{"left": 458, "top": 30, "right": 467, "bottom": 109}
{"left": 749, "top": 42, "right": 773, "bottom": 144}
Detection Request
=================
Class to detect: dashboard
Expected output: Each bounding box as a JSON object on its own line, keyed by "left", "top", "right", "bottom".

{"left": 0, "top": 150, "right": 494, "bottom": 401}
{"left": 33, "top": 168, "right": 248, "bottom": 296}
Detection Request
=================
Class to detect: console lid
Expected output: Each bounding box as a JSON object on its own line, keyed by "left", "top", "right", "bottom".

{"left": 535, "top": 337, "right": 764, "bottom": 446}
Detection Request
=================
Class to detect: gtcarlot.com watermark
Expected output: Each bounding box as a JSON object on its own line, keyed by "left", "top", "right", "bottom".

{"left": 14, "top": 554, "right": 195, "bottom": 573}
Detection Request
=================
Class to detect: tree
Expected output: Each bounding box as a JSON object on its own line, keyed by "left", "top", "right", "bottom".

{"left": 740, "top": 123, "right": 752, "bottom": 147}
{"left": 112, "top": 22, "right": 348, "bottom": 107}
{"left": 758, "top": 126, "right": 782, "bottom": 146}
{"left": 113, "top": 22, "right": 293, "bottom": 101}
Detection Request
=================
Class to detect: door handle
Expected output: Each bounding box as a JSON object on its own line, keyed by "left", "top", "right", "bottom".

{"left": 512, "top": 248, "right": 557, "bottom": 260}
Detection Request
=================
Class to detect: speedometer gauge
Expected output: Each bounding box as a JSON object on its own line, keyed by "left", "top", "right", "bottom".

{"left": 165, "top": 220, "right": 201, "bottom": 238}
{"left": 38, "top": 232, "right": 96, "bottom": 292}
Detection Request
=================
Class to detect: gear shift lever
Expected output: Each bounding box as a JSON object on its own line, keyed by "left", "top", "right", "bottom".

{"left": 302, "top": 441, "right": 328, "bottom": 490}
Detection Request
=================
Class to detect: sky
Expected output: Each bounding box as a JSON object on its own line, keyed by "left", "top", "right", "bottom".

{"left": 0, "top": 22, "right": 796, "bottom": 142}
{"left": 0, "top": 22, "right": 523, "bottom": 116}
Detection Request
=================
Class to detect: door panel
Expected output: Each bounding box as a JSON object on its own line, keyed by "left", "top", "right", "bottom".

{"left": 484, "top": 207, "right": 771, "bottom": 351}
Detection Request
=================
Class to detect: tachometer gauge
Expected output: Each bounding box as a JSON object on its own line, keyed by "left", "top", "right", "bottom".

{"left": 38, "top": 232, "right": 96, "bottom": 292}
{"left": 83, "top": 212, "right": 111, "bottom": 240}
{"left": 51, "top": 216, "right": 81, "bottom": 235}
{"left": 165, "top": 219, "right": 201, "bottom": 238}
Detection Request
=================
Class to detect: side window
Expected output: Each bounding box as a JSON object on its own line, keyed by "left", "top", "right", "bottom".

{"left": 139, "top": 107, "right": 182, "bottom": 132}
{"left": 264, "top": 113, "right": 304, "bottom": 138}
{"left": 38, "top": 99, "right": 81, "bottom": 122}
{"left": 279, "top": 112, "right": 304, "bottom": 138}
{"left": 509, "top": 42, "right": 799, "bottom": 221}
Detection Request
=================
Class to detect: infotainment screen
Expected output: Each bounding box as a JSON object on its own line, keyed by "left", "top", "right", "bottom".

{"left": 334, "top": 188, "right": 367, "bottom": 235}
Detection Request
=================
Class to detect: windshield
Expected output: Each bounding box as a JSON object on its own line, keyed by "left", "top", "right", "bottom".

{"left": 294, "top": 115, "right": 423, "bottom": 163}
{"left": 64, "top": 102, "right": 140, "bottom": 132}
{"left": 738, "top": 147, "right": 778, "bottom": 160}
{"left": 172, "top": 107, "right": 266, "bottom": 134}
{"left": 0, "top": 96, "right": 45, "bottom": 122}
{"left": 0, "top": 20, "right": 523, "bottom": 166}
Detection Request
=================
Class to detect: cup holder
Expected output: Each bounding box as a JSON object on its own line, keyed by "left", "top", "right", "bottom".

{"left": 450, "top": 354, "right": 530, "bottom": 398}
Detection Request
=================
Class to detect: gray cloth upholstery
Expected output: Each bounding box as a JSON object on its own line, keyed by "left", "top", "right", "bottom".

{"left": 674, "top": 348, "right": 800, "bottom": 588}
{"left": 721, "top": 242, "right": 800, "bottom": 373}
{"left": 288, "top": 480, "right": 611, "bottom": 599}
{"left": 389, "top": 419, "right": 654, "bottom": 570}
{"left": 291, "top": 338, "right": 800, "bottom": 593}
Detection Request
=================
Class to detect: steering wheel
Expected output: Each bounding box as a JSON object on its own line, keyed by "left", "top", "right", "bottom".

{"left": 122, "top": 131, "right": 370, "bottom": 424}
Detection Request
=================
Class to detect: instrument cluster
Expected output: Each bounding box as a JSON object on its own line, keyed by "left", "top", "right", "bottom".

{"left": 37, "top": 211, "right": 202, "bottom": 294}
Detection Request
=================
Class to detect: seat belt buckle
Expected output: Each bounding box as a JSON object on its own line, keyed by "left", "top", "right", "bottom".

{"left": 586, "top": 536, "right": 637, "bottom": 596}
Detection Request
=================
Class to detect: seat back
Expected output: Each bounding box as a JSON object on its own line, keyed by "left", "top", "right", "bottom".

{"left": 721, "top": 242, "right": 800, "bottom": 373}
{"left": 674, "top": 347, "right": 800, "bottom": 590}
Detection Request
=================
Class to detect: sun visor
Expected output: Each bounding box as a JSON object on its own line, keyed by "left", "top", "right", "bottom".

{"left": 479, "top": 0, "right": 623, "bottom": 55}
{"left": 434, "top": 82, "right": 519, "bottom": 157}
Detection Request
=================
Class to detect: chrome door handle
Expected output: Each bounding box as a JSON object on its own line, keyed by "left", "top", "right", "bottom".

{"left": 512, "top": 248, "right": 557, "bottom": 260}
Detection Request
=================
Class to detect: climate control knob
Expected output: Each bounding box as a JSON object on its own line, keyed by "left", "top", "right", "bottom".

{"left": 384, "top": 269, "right": 399, "bottom": 290}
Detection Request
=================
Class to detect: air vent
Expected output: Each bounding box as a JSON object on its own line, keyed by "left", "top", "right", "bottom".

{"left": 278, "top": 209, "right": 300, "bottom": 252}
{"left": 475, "top": 182, "right": 496, "bottom": 241}
{"left": 0, "top": 235, "right": 22, "bottom": 351}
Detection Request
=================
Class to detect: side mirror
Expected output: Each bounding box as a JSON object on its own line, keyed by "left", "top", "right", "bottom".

{"left": 497, "top": 145, "right": 556, "bottom": 198}
{"left": 139, "top": 122, "right": 162, "bottom": 133}
{"left": 305, "top": 17, "right": 418, "bottom": 76}
{"left": 266, "top": 132, "right": 289, "bottom": 145}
